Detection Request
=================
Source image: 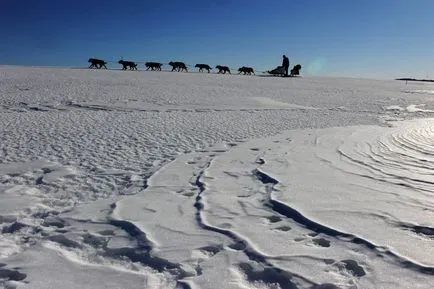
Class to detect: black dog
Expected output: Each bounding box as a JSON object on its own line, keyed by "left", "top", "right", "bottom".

{"left": 169, "top": 61, "right": 188, "bottom": 72}
{"left": 238, "top": 66, "right": 255, "bottom": 75}
{"left": 195, "top": 64, "right": 212, "bottom": 73}
{"left": 145, "top": 62, "right": 162, "bottom": 71}
{"left": 118, "top": 60, "right": 137, "bottom": 70}
{"left": 216, "top": 65, "right": 231, "bottom": 74}
{"left": 88, "top": 58, "right": 107, "bottom": 69}
{"left": 290, "top": 64, "right": 302, "bottom": 76}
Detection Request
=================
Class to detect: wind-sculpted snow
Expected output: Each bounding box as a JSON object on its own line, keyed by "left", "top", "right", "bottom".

{"left": 116, "top": 118, "right": 434, "bottom": 289}
{"left": 2, "top": 66, "right": 434, "bottom": 288}
{"left": 201, "top": 119, "right": 434, "bottom": 288}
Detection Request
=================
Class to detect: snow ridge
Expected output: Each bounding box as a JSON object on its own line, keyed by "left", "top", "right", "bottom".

{"left": 253, "top": 165, "right": 434, "bottom": 275}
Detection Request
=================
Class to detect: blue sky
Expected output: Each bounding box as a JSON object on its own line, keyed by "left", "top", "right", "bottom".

{"left": 1, "top": 0, "right": 433, "bottom": 79}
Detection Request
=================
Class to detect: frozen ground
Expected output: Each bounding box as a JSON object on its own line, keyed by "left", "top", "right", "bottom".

{"left": 1, "top": 66, "right": 434, "bottom": 288}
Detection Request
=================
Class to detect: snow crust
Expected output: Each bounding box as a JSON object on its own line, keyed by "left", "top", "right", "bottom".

{"left": 1, "top": 66, "right": 434, "bottom": 288}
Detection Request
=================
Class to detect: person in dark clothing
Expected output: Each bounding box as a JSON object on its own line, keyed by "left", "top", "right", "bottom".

{"left": 282, "top": 55, "right": 290, "bottom": 76}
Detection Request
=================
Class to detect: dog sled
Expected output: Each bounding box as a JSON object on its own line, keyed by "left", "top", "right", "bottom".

{"left": 267, "top": 65, "right": 286, "bottom": 76}
{"left": 267, "top": 64, "right": 302, "bottom": 77}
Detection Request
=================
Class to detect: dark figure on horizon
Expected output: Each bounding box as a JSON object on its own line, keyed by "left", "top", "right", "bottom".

{"left": 88, "top": 58, "right": 107, "bottom": 69}
{"left": 169, "top": 61, "right": 188, "bottom": 72}
{"left": 216, "top": 65, "right": 231, "bottom": 74}
{"left": 282, "top": 55, "right": 290, "bottom": 76}
{"left": 290, "top": 64, "right": 302, "bottom": 76}
{"left": 195, "top": 64, "right": 212, "bottom": 73}
{"left": 238, "top": 66, "right": 255, "bottom": 75}
{"left": 145, "top": 62, "right": 162, "bottom": 71}
{"left": 118, "top": 60, "right": 137, "bottom": 70}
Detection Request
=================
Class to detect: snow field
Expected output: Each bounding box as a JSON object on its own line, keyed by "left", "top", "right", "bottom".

{"left": 1, "top": 66, "right": 434, "bottom": 288}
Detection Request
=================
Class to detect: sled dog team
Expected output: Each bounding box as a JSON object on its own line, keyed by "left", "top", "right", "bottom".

{"left": 88, "top": 55, "right": 301, "bottom": 77}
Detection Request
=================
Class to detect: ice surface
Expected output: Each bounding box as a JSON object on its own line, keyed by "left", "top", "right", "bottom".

{"left": 2, "top": 66, "right": 434, "bottom": 288}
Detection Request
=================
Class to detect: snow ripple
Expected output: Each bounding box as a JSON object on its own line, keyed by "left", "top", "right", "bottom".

{"left": 336, "top": 119, "right": 434, "bottom": 194}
